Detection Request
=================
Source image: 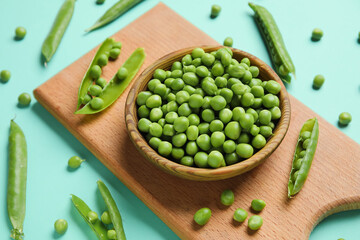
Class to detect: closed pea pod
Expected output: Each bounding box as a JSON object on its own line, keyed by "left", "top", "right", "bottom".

{"left": 7, "top": 120, "right": 27, "bottom": 240}
{"left": 288, "top": 118, "right": 319, "bottom": 198}
{"left": 42, "top": 0, "right": 76, "bottom": 63}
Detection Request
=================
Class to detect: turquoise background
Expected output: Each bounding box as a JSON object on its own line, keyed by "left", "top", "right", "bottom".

{"left": 1, "top": 0, "right": 359, "bottom": 239}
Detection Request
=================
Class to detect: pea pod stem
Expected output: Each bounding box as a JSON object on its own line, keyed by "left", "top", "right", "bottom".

{"left": 71, "top": 194, "right": 110, "bottom": 240}
{"left": 41, "top": 0, "right": 76, "bottom": 64}
{"left": 75, "top": 47, "right": 146, "bottom": 114}
{"left": 249, "top": 2, "right": 295, "bottom": 83}
{"left": 97, "top": 180, "right": 126, "bottom": 240}
{"left": 288, "top": 118, "right": 319, "bottom": 198}
{"left": 7, "top": 120, "right": 27, "bottom": 240}
{"left": 85, "top": 0, "right": 144, "bottom": 32}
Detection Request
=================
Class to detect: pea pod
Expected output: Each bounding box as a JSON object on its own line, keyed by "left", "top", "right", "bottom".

{"left": 41, "top": 0, "right": 76, "bottom": 64}
{"left": 71, "top": 194, "right": 109, "bottom": 240}
{"left": 75, "top": 47, "right": 146, "bottom": 114}
{"left": 7, "top": 120, "right": 27, "bottom": 240}
{"left": 86, "top": 0, "right": 144, "bottom": 32}
{"left": 288, "top": 118, "right": 319, "bottom": 198}
{"left": 76, "top": 38, "right": 120, "bottom": 109}
{"left": 97, "top": 180, "right": 126, "bottom": 240}
{"left": 249, "top": 2, "right": 295, "bottom": 83}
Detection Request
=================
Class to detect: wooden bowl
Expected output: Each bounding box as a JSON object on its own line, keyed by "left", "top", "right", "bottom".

{"left": 125, "top": 46, "right": 290, "bottom": 181}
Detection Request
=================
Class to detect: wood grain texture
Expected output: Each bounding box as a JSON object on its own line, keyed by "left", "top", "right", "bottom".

{"left": 125, "top": 45, "right": 291, "bottom": 181}
{"left": 33, "top": 3, "right": 360, "bottom": 239}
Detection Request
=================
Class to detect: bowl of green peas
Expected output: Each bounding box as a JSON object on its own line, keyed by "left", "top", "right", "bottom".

{"left": 125, "top": 46, "right": 290, "bottom": 181}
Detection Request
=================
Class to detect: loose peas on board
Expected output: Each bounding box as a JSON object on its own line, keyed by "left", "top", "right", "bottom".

{"left": 136, "top": 47, "right": 282, "bottom": 168}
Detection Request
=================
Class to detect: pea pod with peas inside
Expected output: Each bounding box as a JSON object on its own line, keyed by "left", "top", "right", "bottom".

{"left": 76, "top": 47, "right": 145, "bottom": 114}
{"left": 288, "top": 118, "right": 319, "bottom": 198}
{"left": 7, "top": 120, "right": 27, "bottom": 240}
{"left": 249, "top": 2, "right": 295, "bottom": 83}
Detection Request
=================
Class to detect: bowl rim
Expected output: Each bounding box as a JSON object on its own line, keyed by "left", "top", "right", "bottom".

{"left": 125, "top": 45, "right": 291, "bottom": 181}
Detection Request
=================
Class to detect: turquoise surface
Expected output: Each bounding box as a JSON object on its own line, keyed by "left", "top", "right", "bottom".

{"left": 1, "top": 0, "right": 359, "bottom": 239}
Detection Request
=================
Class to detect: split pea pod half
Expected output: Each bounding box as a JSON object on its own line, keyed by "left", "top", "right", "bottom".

{"left": 86, "top": 0, "right": 144, "bottom": 32}
{"left": 7, "top": 120, "right": 27, "bottom": 240}
{"left": 71, "top": 194, "right": 110, "bottom": 240}
{"left": 75, "top": 47, "right": 146, "bottom": 114}
{"left": 249, "top": 2, "right": 295, "bottom": 83}
{"left": 97, "top": 180, "right": 126, "bottom": 240}
{"left": 41, "top": 0, "right": 76, "bottom": 64}
{"left": 288, "top": 118, "right": 319, "bottom": 198}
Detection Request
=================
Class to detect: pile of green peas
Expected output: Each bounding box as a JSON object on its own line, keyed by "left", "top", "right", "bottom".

{"left": 136, "top": 47, "right": 282, "bottom": 168}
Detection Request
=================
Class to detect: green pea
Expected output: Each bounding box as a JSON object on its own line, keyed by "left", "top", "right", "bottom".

{"left": 191, "top": 48, "right": 205, "bottom": 59}
{"left": 181, "top": 54, "right": 193, "bottom": 66}
{"left": 87, "top": 211, "right": 98, "bottom": 223}
{"left": 148, "top": 79, "right": 161, "bottom": 92}
{"left": 218, "top": 108, "right": 232, "bottom": 124}
{"left": 232, "top": 107, "right": 245, "bottom": 121}
{"left": 278, "top": 64, "right": 289, "bottom": 77}
{"left": 311, "top": 28, "right": 323, "bottom": 41}
{"left": 194, "top": 207, "right": 211, "bottom": 226}
{"left": 312, "top": 74, "right": 325, "bottom": 89}
{"left": 54, "top": 219, "right": 68, "bottom": 235}
{"left": 249, "top": 78, "right": 262, "bottom": 87}
{"left": 294, "top": 158, "right": 303, "bottom": 170}
{"left": 196, "top": 66, "right": 209, "bottom": 78}
{"left": 171, "top": 69, "right": 183, "bottom": 78}
{"left": 158, "top": 141, "right": 172, "bottom": 156}
{"left": 97, "top": 54, "right": 108, "bottom": 67}
{"left": 194, "top": 152, "right": 209, "bottom": 167}
{"left": 260, "top": 126, "right": 272, "bottom": 138}
{"left": 95, "top": 77, "right": 107, "bottom": 89}
{"left": 153, "top": 84, "right": 167, "bottom": 97}
{"left": 173, "top": 116, "right": 189, "bottom": 132}
{"left": 165, "top": 112, "right": 178, "bottom": 124}
{"left": 233, "top": 208, "right": 248, "bottom": 222}
{"left": 18, "top": 93, "right": 32, "bottom": 106}
{"left": 180, "top": 156, "right": 194, "bottom": 166}
{"left": 236, "top": 143, "right": 254, "bottom": 158}
{"left": 198, "top": 123, "right": 210, "bottom": 134}
{"left": 166, "top": 92, "right": 176, "bottom": 102}
{"left": 89, "top": 65, "right": 102, "bottom": 79}
{"left": 201, "top": 53, "right": 215, "bottom": 67}
{"left": 242, "top": 70, "right": 253, "bottom": 83}
{"left": 240, "top": 62, "right": 249, "bottom": 70}
{"left": 208, "top": 120, "right": 223, "bottom": 132}
{"left": 164, "top": 78, "right": 174, "bottom": 88}
{"left": 251, "top": 86, "right": 264, "bottom": 98}
{"left": 183, "top": 65, "right": 196, "bottom": 73}
{"left": 220, "top": 189, "right": 234, "bottom": 206}
{"left": 214, "top": 76, "right": 227, "bottom": 88}
{"left": 208, "top": 151, "right": 224, "bottom": 168}
{"left": 211, "top": 132, "right": 225, "bottom": 147}
{"left": 109, "top": 48, "right": 121, "bottom": 59}
{"left": 153, "top": 69, "right": 167, "bottom": 81}
{"left": 15, "top": 26, "right": 26, "bottom": 39}
{"left": 149, "top": 137, "right": 161, "bottom": 149}
{"left": 237, "top": 133, "right": 250, "bottom": 144}
{"left": 239, "top": 113, "right": 254, "bottom": 130}
{"left": 249, "top": 66, "right": 259, "bottom": 77}
{"left": 196, "top": 134, "right": 211, "bottom": 151}
{"left": 210, "top": 95, "right": 226, "bottom": 111}
{"left": 264, "top": 80, "right": 281, "bottom": 94}
{"left": 219, "top": 88, "right": 233, "bottom": 104}
{"left": 166, "top": 101, "right": 178, "bottom": 112}
{"left": 221, "top": 52, "right": 232, "bottom": 67}
{"left": 262, "top": 94, "right": 278, "bottom": 108}
{"left": 68, "top": 156, "right": 85, "bottom": 168}
{"left": 146, "top": 94, "right": 162, "bottom": 108}
{"left": 211, "top": 62, "right": 225, "bottom": 77}
{"left": 338, "top": 112, "right": 352, "bottom": 125}
{"left": 171, "top": 61, "right": 182, "bottom": 71}
{"left": 224, "top": 121, "right": 241, "bottom": 140}
{"left": 268, "top": 121, "right": 275, "bottom": 129}
{"left": 176, "top": 91, "right": 190, "bottom": 104}
{"left": 299, "top": 150, "right": 306, "bottom": 158}
{"left": 252, "top": 134, "right": 266, "bottom": 149}
{"left": 149, "top": 108, "right": 163, "bottom": 122}
{"left": 202, "top": 79, "right": 218, "bottom": 96}
{"left": 166, "top": 71, "right": 172, "bottom": 78}
{"left": 227, "top": 64, "right": 245, "bottom": 78}
{"left": 172, "top": 148, "right": 185, "bottom": 160}
{"left": 225, "top": 152, "right": 239, "bottom": 165}
{"left": 202, "top": 109, "right": 215, "bottom": 122}
{"left": 241, "top": 92, "right": 254, "bottom": 107}
{"left": 185, "top": 126, "right": 199, "bottom": 141}
{"left": 172, "top": 133, "right": 187, "bottom": 147}
{"left": 138, "top": 118, "right": 152, "bottom": 133}
{"left": 0, "top": 70, "right": 11, "bottom": 82}
{"left": 248, "top": 215, "right": 263, "bottom": 230}
{"left": 163, "top": 124, "right": 175, "bottom": 137}
{"left": 223, "top": 37, "right": 233, "bottom": 47}
{"left": 82, "top": 94, "right": 92, "bottom": 105}
{"left": 210, "top": 4, "right": 221, "bottom": 18}
{"left": 188, "top": 113, "right": 200, "bottom": 126}
{"left": 252, "top": 98, "right": 263, "bottom": 109}
{"left": 89, "top": 85, "right": 102, "bottom": 96}
{"left": 192, "top": 58, "right": 202, "bottom": 67}
{"left": 101, "top": 211, "right": 112, "bottom": 225}
{"left": 182, "top": 72, "right": 199, "bottom": 86}
{"left": 112, "top": 41, "right": 122, "bottom": 49}
{"left": 259, "top": 109, "right": 272, "bottom": 125}
{"left": 188, "top": 94, "right": 203, "bottom": 108}
{"left": 250, "top": 125, "right": 260, "bottom": 136}
{"left": 185, "top": 141, "right": 198, "bottom": 156}
{"left": 107, "top": 229, "right": 116, "bottom": 239}
{"left": 302, "top": 138, "right": 310, "bottom": 149}
{"left": 223, "top": 140, "right": 236, "bottom": 154}
{"left": 149, "top": 122, "right": 162, "bottom": 137}
{"left": 270, "top": 106, "right": 281, "bottom": 120}
{"left": 251, "top": 199, "right": 266, "bottom": 211}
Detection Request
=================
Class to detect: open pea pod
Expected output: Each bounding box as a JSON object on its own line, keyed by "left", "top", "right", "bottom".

{"left": 77, "top": 38, "right": 119, "bottom": 110}
{"left": 75, "top": 47, "right": 145, "bottom": 114}
{"left": 97, "top": 180, "right": 126, "bottom": 240}
{"left": 71, "top": 194, "right": 109, "bottom": 240}
{"left": 249, "top": 2, "right": 295, "bottom": 83}
{"left": 288, "top": 118, "right": 319, "bottom": 198}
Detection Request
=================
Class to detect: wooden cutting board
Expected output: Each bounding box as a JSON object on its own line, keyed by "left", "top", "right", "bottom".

{"left": 33, "top": 3, "right": 360, "bottom": 239}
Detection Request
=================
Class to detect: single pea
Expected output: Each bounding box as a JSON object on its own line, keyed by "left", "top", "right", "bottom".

{"left": 311, "top": 28, "right": 323, "bottom": 41}
{"left": 97, "top": 54, "right": 108, "bottom": 67}
{"left": 101, "top": 211, "right": 112, "bottom": 225}
{"left": 148, "top": 79, "right": 162, "bottom": 92}
{"left": 181, "top": 54, "right": 192, "bottom": 66}
{"left": 268, "top": 121, "right": 275, "bottom": 129}
{"left": 158, "top": 141, "right": 172, "bottom": 156}
{"left": 338, "top": 112, "right": 352, "bottom": 125}
{"left": 202, "top": 79, "right": 218, "bottom": 96}
{"left": 183, "top": 65, "right": 196, "bottom": 73}
{"left": 185, "top": 141, "right": 198, "bottom": 156}
{"left": 224, "top": 121, "right": 241, "bottom": 140}
{"left": 176, "top": 90, "right": 190, "bottom": 104}
{"left": 227, "top": 64, "right": 245, "bottom": 78}
{"left": 68, "top": 156, "right": 85, "bottom": 169}
{"left": 250, "top": 125, "right": 260, "bottom": 136}
{"left": 251, "top": 86, "right": 264, "bottom": 98}
{"left": 96, "top": 77, "right": 107, "bottom": 89}
{"left": 112, "top": 41, "right": 122, "bottom": 49}
{"left": 252, "top": 98, "right": 263, "bottom": 109}
{"left": 294, "top": 158, "right": 303, "bottom": 170}
{"left": 233, "top": 208, "right": 248, "bottom": 223}
{"left": 165, "top": 112, "right": 178, "bottom": 124}
{"left": 259, "top": 109, "right": 272, "bottom": 125}
{"left": 90, "top": 65, "right": 102, "bottom": 79}
{"left": 182, "top": 72, "right": 199, "bottom": 86}
{"left": 90, "top": 97, "right": 104, "bottom": 110}
{"left": 188, "top": 113, "right": 200, "bottom": 126}
{"left": 223, "top": 140, "right": 236, "bottom": 154}
{"left": 117, "top": 67, "right": 128, "bottom": 81}
{"left": 231, "top": 83, "right": 247, "bottom": 96}
{"left": 302, "top": 138, "right": 311, "bottom": 149}
{"left": 219, "top": 108, "right": 233, "bottom": 124}
{"left": 221, "top": 52, "right": 232, "bottom": 67}
{"left": 172, "top": 148, "right": 185, "bottom": 160}
{"left": 232, "top": 107, "right": 245, "bottom": 121}
{"left": 191, "top": 48, "right": 205, "bottom": 59}
{"left": 149, "top": 137, "right": 162, "bottom": 149}
{"left": 186, "top": 126, "right": 199, "bottom": 141}
{"left": 109, "top": 48, "right": 121, "bottom": 59}
{"left": 194, "top": 152, "right": 209, "bottom": 167}
{"left": 180, "top": 156, "right": 194, "bottom": 166}
{"left": 260, "top": 126, "right": 272, "bottom": 138}
{"left": 173, "top": 116, "right": 189, "bottom": 132}
{"left": 249, "top": 66, "right": 259, "bottom": 77}
{"left": 196, "top": 134, "right": 211, "bottom": 151}
{"left": 178, "top": 103, "right": 192, "bottom": 117}
{"left": 246, "top": 108, "right": 258, "bottom": 123}
{"left": 214, "top": 76, "right": 227, "bottom": 88}
{"left": 240, "top": 57, "right": 250, "bottom": 66}
{"left": 251, "top": 199, "right": 266, "bottom": 211}
{"left": 172, "top": 133, "right": 187, "bottom": 147}
{"left": 220, "top": 189, "right": 234, "bottom": 206}
{"left": 163, "top": 124, "right": 175, "bottom": 137}
{"left": 264, "top": 80, "right": 281, "bottom": 94}
{"left": 54, "top": 219, "right": 68, "bottom": 235}
{"left": 252, "top": 134, "right": 266, "bottom": 149}
{"left": 209, "top": 120, "right": 224, "bottom": 132}
{"left": 211, "top": 132, "right": 226, "bottom": 148}
{"left": 194, "top": 208, "right": 212, "bottom": 226}
{"left": 211, "top": 62, "right": 225, "bottom": 77}
{"left": 0, "top": 70, "right": 11, "bottom": 82}
{"left": 270, "top": 107, "right": 281, "bottom": 120}
{"left": 158, "top": 118, "right": 165, "bottom": 127}
{"left": 171, "top": 61, "right": 182, "bottom": 71}
{"left": 210, "top": 4, "right": 221, "bottom": 18}
{"left": 237, "top": 133, "right": 250, "bottom": 144}
{"left": 195, "top": 66, "right": 209, "bottom": 78}
{"left": 240, "top": 62, "right": 249, "bottom": 70}
{"left": 249, "top": 78, "right": 262, "bottom": 87}
{"left": 149, "top": 108, "right": 163, "bottom": 122}
{"left": 96, "top": 0, "right": 106, "bottom": 4}
{"left": 198, "top": 123, "right": 210, "bottom": 134}
{"left": 138, "top": 118, "right": 152, "bottom": 133}
{"left": 239, "top": 113, "right": 254, "bottom": 130}
{"left": 166, "top": 101, "right": 178, "bottom": 112}
{"left": 89, "top": 85, "right": 103, "bottom": 96}
{"left": 136, "top": 91, "right": 152, "bottom": 106}
{"left": 171, "top": 69, "right": 183, "bottom": 78}
{"left": 208, "top": 151, "right": 224, "bottom": 168}
{"left": 300, "top": 131, "right": 311, "bottom": 141}
{"left": 262, "top": 94, "right": 278, "bottom": 108}
{"left": 210, "top": 95, "right": 227, "bottom": 111}
{"left": 202, "top": 109, "right": 215, "bottom": 122}
{"left": 292, "top": 170, "right": 300, "bottom": 182}
{"left": 149, "top": 122, "right": 162, "bottom": 137}
{"left": 192, "top": 58, "right": 202, "bottom": 67}
{"left": 15, "top": 26, "right": 26, "bottom": 39}
{"left": 311, "top": 74, "right": 325, "bottom": 89}
{"left": 248, "top": 215, "right": 263, "bottom": 230}
{"left": 18, "top": 93, "right": 31, "bottom": 106}
{"left": 166, "top": 92, "right": 176, "bottom": 102}
{"left": 87, "top": 211, "right": 98, "bottom": 223}
{"left": 188, "top": 94, "right": 204, "bottom": 108}
{"left": 153, "top": 69, "right": 167, "bottom": 81}
{"left": 82, "top": 94, "right": 92, "bottom": 105}
{"left": 146, "top": 94, "right": 162, "bottom": 108}
{"left": 241, "top": 92, "right": 254, "bottom": 107}
{"left": 163, "top": 78, "right": 174, "bottom": 88}
{"left": 242, "top": 70, "right": 253, "bottom": 84}
{"left": 223, "top": 152, "right": 238, "bottom": 165}
{"left": 299, "top": 150, "right": 306, "bottom": 158}
{"left": 223, "top": 37, "right": 233, "bottom": 47}
{"left": 278, "top": 65, "right": 289, "bottom": 77}
{"left": 201, "top": 53, "right": 216, "bottom": 67}
{"left": 236, "top": 143, "right": 254, "bottom": 158}
{"left": 166, "top": 70, "right": 172, "bottom": 78}
{"left": 107, "top": 229, "right": 116, "bottom": 239}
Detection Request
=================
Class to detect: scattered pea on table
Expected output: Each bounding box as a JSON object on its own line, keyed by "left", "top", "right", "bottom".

{"left": 312, "top": 74, "right": 325, "bottom": 89}
{"left": 220, "top": 189, "right": 234, "bottom": 206}
{"left": 311, "top": 28, "right": 323, "bottom": 41}
{"left": 251, "top": 199, "right": 266, "bottom": 211}
{"left": 248, "top": 215, "right": 263, "bottom": 230}
{"left": 15, "top": 26, "right": 26, "bottom": 40}
{"left": 338, "top": 112, "right": 352, "bottom": 126}
{"left": 1, "top": 70, "right": 11, "bottom": 82}
{"left": 233, "top": 208, "right": 248, "bottom": 222}
{"left": 194, "top": 207, "right": 212, "bottom": 225}
{"left": 210, "top": 4, "right": 221, "bottom": 18}
{"left": 54, "top": 219, "right": 68, "bottom": 235}
{"left": 18, "top": 93, "right": 31, "bottom": 106}
{"left": 68, "top": 156, "right": 85, "bottom": 169}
